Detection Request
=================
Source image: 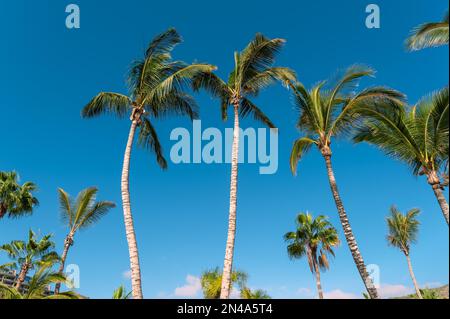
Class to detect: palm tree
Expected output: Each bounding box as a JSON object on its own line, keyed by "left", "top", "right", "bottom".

{"left": 289, "top": 65, "right": 405, "bottom": 299}
{"left": 0, "top": 264, "right": 80, "bottom": 299}
{"left": 406, "top": 11, "right": 449, "bottom": 51}
{"left": 0, "top": 230, "right": 59, "bottom": 291}
{"left": 192, "top": 33, "right": 296, "bottom": 299}
{"left": 112, "top": 285, "right": 132, "bottom": 299}
{"left": 386, "top": 206, "right": 422, "bottom": 299}
{"left": 54, "top": 187, "right": 115, "bottom": 294}
{"left": 284, "top": 213, "right": 339, "bottom": 299}
{"left": 82, "top": 28, "right": 216, "bottom": 299}
{"left": 240, "top": 287, "right": 271, "bottom": 299}
{"left": 0, "top": 172, "right": 38, "bottom": 220}
{"left": 354, "top": 87, "right": 449, "bottom": 225}
{"left": 200, "top": 267, "right": 248, "bottom": 299}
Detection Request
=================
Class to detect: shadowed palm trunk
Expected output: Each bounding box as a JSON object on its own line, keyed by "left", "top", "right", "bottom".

{"left": 314, "top": 261, "right": 324, "bottom": 299}
{"left": 323, "top": 152, "right": 379, "bottom": 299}
{"left": 15, "top": 263, "right": 30, "bottom": 291}
{"left": 431, "top": 186, "right": 449, "bottom": 226}
{"left": 220, "top": 104, "right": 240, "bottom": 299}
{"left": 122, "top": 119, "right": 143, "bottom": 299}
{"left": 405, "top": 253, "right": 422, "bottom": 299}
{"left": 54, "top": 233, "right": 74, "bottom": 294}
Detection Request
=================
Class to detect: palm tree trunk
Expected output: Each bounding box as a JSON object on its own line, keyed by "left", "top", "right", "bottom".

{"left": 314, "top": 262, "right": 324, "bottom": 299}
{"left": 54, "top": 233, "right": 74, "bottom": 294}
{"left": 323, "top": 154, "right": 379, "bottom": 299}
{"left": 430, "top": 185, "right": 449, "bottom": 226}
{"left": 405, "top": 253, "right": 422, "bottom": 299}
{"left": 15, "top": 263, "right": 30, "bottom": 291}
{"left": 220, "top": 104, "right": 240, "bottom": 299}
{"left": 121, "top": 120, "right": 143, "bottom": 299}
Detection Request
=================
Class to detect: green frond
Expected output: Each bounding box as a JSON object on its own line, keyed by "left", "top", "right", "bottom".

{"left": 406, "top": 13, "right": 449, "bottom": 51}
{"left": 289, "top": 137, "right": 316, "bottom": 175}
{"left": 82, "top": 92, "right": 131, "bottom": 118}
{"left": 137, "top": 118, "right": 168, "bottom": 169}
{"left": 386, "top": 206, "right": 420, "bottom": 254}
{"left": 240, "top": 98, "right": 276, "bottom": 128}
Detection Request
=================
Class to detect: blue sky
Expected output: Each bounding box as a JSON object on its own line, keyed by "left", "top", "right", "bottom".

{"left": 0, "top": 0, "right": 448, "bottom": 299}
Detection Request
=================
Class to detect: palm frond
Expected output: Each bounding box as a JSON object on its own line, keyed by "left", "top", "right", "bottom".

{"left": 289, "top": 137, "right": 316, "bottom": 175}
{"left": 240, "top": 98, "right": 276, "bottom": 128}
{"left": 137, "top": 118, "right": 168, "bottom": 169}
{"left": 82, "top": 92, "right": 131, "bottom": 118}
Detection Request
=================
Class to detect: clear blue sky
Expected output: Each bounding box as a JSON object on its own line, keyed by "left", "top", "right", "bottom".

{"left": 0, "top": 0, "right": 448, "bottom": 299}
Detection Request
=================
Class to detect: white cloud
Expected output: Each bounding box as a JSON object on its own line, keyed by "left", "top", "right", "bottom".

{"left": 323, "top": 289, "right": 360, "bottom": 299}
{"left": 379, "top": 284, "right": 413, "bottom": 298}
{"left": 122, "top": 270, "right": 132, "bottom": 280}
{"left": 229, "top": 287, "right": 241, "bottom": 299}
{"left": 174, "top": 275, "right": 202, "bottom": 298}
{"left": 297, "top": 287, "right": 315, "bottom": 298}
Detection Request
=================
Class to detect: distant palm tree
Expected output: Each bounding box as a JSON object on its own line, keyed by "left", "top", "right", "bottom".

{"left": 289, "top": 66, "right": 405, "bottom": 299}
{"left": 406, "top": 11, "right": 449, "bottom": 51}
{"left": 82, "top": 28, "right": 216, "bottom": 299}
{"left": 284, "top": 213, "right": 339, "bottom": 299}
{"left": 386, "top": 206, "right": 422, "bottom": 299}
{"left": 193, "top": 33, "right": 296, "bottom": 299}
{"left": 0, "top": 264, "right": 80, "bottom": 299}
{"left": 0, "top": 230, "right": 59, "bottom": 291}
{"left": 354, "top": 87, "right": 449, "bottom": 225}
{"left": 0, "top": 172, "right": 38, "bottom": 220}
{"left": 200, "top": 267, "right": 248, "bottom": 299}
{"left": 240, "top": 287, "right": 271, "bottom": 299}
{"left": 54, "top": 187, "right": 115, "bottom": 294}
{"left": 112, "top": 285, "right": 132, "bottom": 299}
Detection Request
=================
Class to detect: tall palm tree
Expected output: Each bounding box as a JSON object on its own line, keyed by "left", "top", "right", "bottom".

{"left": 82, "top": 28, "right": 216, "bottom": 299}
{"left": 284, "top": 213, "right": 339, "bottom": 299}
{"left": 354, "top": 87, "right": 449, "bottom": 225}
{"left": 386, "top": 206, "right": 422, "bottom": 299}
{"left": 54, "top": 187, "right": 115, "bottom": 294}
{"left": 289, "top": 65, "right": 406, "bottom": 299}
{"left": 240, "top": 287, "right": 271, "bottom": 299}
{"left": 200, "top": 267, "right": 248, "bottom": 299}
{"left": 193, "top": 33, "right": 296, "bottom": 299}
{"left": 0, "top": 172, "right": 38, "bottom": 220}
{"left": 0, "top": 264, "right": 80, "bottom": 299}
{"left": 406, "top": 11, "right": 449, "bottom": 51}
{"left": 0, "top": 230, "right": 59, "bottom": 291}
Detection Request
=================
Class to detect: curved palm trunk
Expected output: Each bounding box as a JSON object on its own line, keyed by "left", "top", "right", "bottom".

{"left": 405, "top": 253, "right": 422, "bottom": 299}
{"left": 314, "top": 262, "right": 324, "bottom": 299}
{"left": 54, "top": 233, "right": 74, "bottom": 294}
{"left": 323, "top": 154, "right": 379, "bottom": 299}
{"left": 122, "top": 120, "right": 143, "bottom": 299}
{"left": 431, "top": 186, "right": 449, "bottom": 226}
{"left": 220, "top": 104, "right": 240, "bottom": 299}
{"left": 15, "top": 263, "right": 30, "bottom": 291}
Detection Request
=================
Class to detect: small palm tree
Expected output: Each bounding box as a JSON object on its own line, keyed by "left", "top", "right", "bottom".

{"left": 54, "top": 187, "right": 115, "bottom": 294}
{"left": 240, "top": 287, "right": 271, "bottom": 299}
{"left": 193, "top": 33, "right": 296, "bottom": 299}
{"left": 386, "top": 206, "right": 422, "bottom": 299}
{"left": 406, "top": 11, "right": 449, "bottom": 51}
{"left": 354, "top": 87, "right": 449, "bottom": 225}
{"left": 284, "top": 213, "right": 339, "bottom": 299}
{"left": 200, "top": 267, "right": 248, "bottom": 299}
{"left": 289, "top": 66, "right": 405, "bottom": 299}
{"left": 82, "top": 28, "right": 216, "bottom": 299}
{"left": 0, "top": 264, "right": 80, "bottom": 299}
{"left": 0, "top": 230, "right": 59, "bottom": 291}
{"left": 0, "top": 172, "right": 38, "bottom": 220}
{"left": 112, "top": 285, "right": 132, "bottom": 299}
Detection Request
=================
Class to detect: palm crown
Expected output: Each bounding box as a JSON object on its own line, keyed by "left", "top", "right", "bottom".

{"left": 284, "top": 213, "right": 339, "bottom": 273}
{"left": 82, "top": 28, "right": 216, "bottom": 168}
{"left": 386, "top": 206, "right": 420, "bottom": 256}
{"left": 354, "top": 87, "right": 449, "bottom": 182}
{"left": 58, "top": 187, "right": 115, "bottom": 233}
{"left": 0, "top": 172, "right": 38, "bottom": 219}
{"left": 193, "top": 33, "right": 296, "bottom": 126}
{"left": 289, "top": 66, "right": 406, "bottom": 174}
{"left": 0, "top": 230, "right": 59, "bottom": 272}
{"left": 406, "top": 12, "right": 449, "bottom": 51}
